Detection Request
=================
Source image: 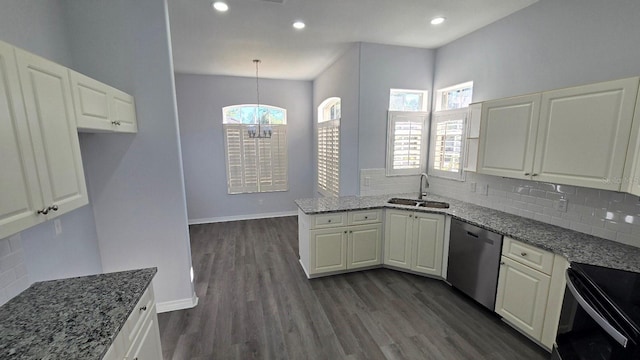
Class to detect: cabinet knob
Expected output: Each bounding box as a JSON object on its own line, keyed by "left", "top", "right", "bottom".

{"left": 48, "top": 205, "right": 59, "bottom": 212}
{"left": 327, "top": 219, "right": 331, "bottom": 223}
{"left": 37, "top": 208, "right": 49, "bottom": 215}
{"left": 524, "top": 173, "right": 530, "bottom": 176}
{"left": 349, "top": 231, "right": 353, "bottom": 234}
{"left": 521, "top": 252, "right": 527, "bottom": 256}
{"left": 344, "top": 231, "right": 347, "bottom": 234}
{"left": 140, "top": 305, "right": 147, "bottom": 311}
{"left": 111, "top": 121, "right": 121, "bottom": 126}
{"left": 364, "top": 216, "right": 368, "bottom": 219}
{"left": 409, "top": 214, "right": 413, "bottom": 218}
{"left": 532, "top": 174, "right": 538, "bottom": 177}
{"left": 500, "top": 261, "right": 505, "bottom": 265}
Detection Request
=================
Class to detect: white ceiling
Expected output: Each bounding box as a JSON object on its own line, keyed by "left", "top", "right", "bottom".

{"left": 167, "top": 0, "right": 538, "bottom": 80}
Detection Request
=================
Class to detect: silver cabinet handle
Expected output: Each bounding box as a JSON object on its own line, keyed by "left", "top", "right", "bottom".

{"left": 37, "top": 208, "right": 49, "bottom": 215}
{"left": 48, "top": 205, "right": 59, "bottom": 212}
{"left": 500, "top": 261, "right": 505, "bottom": 265}
{"left": 524, "top": 173, "right": 530, "bottom": 176}
{"left": 532, "top": 173, "right": 538, "bottom": 176}
{"left": 520, "top": 252, "right": 527, "bottom": 256}
{"left": 140, "top": 305, "right": 147, "bottom": 311}
{"left": 111, "top": 121, "right": 121, "bottom": 126}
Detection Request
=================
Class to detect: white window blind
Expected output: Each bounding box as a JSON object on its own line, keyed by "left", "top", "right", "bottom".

{"left": 223, "top": 124, "right": 288, "bottom": 194}
{"left": 386, "top": 111, "right": 428, "bottom": 176}
{"left": 429, "top": 109, "right": 467, "bottom": 180}
{"left": 318, "top": 119, "right": 339, "bottom": 197}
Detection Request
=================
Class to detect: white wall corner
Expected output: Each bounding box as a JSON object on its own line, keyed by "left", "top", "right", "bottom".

{"left": 156, "top": 292, "right": 199, "bottom": 313}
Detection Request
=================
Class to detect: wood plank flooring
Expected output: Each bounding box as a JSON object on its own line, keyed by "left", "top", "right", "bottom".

{"left": 158, "top": 216, "right": 549, "bottom": 359}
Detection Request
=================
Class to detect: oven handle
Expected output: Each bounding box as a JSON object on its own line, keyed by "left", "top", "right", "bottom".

{"left": 565, "top": 271, "right": 629, "bottom": 348}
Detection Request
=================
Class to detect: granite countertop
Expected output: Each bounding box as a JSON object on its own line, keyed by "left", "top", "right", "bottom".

{"left": 295, "top": 193, "right": 640, "bottom": 273}
{"left": 0, "top": 268, "right": 157, "bottom": 360}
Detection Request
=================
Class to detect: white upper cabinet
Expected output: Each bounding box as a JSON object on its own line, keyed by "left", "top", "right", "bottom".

{"left": 534, "top": 78, "right": 638, "bottom": 190}
{"left": 622, "top": 90, "right": 640, "bottom": 196}
{"left": 0, "top": 42, "right": 43, "bottom": 239}
{"left": 14, "top": 47, "right": 88, "bottom": 221}
{"left": 476, "top": 77, "right": 639, "bottom": 192}
{"left": 70, "top": 70, "right": 137, "bottom": 133}
{"left": 477, "top": 94, "right": 541, "bottom": 179}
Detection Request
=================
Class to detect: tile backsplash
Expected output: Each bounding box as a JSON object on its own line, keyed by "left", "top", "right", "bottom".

{"left": 0, "top": 234, "right": 30, "bottom": 306}
{"left": 360, "top": 168, "right": 640, "bottom": 248}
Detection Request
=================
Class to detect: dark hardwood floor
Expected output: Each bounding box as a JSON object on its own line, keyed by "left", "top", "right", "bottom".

{"left": 158, "top": 216, "right": 549, "bottom": 360}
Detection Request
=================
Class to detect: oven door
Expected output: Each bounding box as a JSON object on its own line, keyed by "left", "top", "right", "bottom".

{"left": 554, "top": 267, "right": 639, "bottom": 360}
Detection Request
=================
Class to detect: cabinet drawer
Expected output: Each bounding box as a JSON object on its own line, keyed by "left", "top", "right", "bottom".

{"left": 502, "top": 237, "right": 554, "bottom": 275}
{"left": 311, "top": 213, "right": 346, "bottom": 229}
{"left": 124, "top": 284, "right": 155, "bottom": 343}
{"left": 348, "top": 209, "right": 382, "bottom": 225}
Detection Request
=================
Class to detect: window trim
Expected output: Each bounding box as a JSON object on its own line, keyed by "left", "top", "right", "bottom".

{"left": 386, "top": 110, "right": 429, "bottom": 177}
{"left": 428, "top": 108, "right": 468, "bottom": 181}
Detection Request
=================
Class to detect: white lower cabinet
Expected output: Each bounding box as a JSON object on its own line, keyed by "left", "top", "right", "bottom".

{"left": 103, "top": 284, "right": 163, "bottom": 360}
{"left": 384, "top": 210, "right": 445, "bottom": 277}
{"left": 299, "top": 209, "right": 382, "bottom": 277}
{"left": 495, "top": 237, "right": 568, "bottom": 350}
{"left": 495, "top": 256, "right": 550, "bottom": 340}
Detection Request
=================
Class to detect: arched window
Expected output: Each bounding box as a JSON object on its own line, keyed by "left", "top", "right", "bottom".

{"left": 317, "top": 97, "right": 340, "bottom": 197}
{"left": 222, "top": 104, "right": 288, "bottom": 194}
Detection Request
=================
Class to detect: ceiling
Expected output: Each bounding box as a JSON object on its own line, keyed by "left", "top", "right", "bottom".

{"left": 167, "top": 0, "right": 538, "bottom": 80}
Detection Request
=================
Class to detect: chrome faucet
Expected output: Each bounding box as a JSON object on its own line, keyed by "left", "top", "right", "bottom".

{"left": 419, "top": 173, "right": 429, "bottom": 200}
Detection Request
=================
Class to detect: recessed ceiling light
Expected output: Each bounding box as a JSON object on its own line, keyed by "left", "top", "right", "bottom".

{"left": 212, "top": 1, "right": 229, "bottom": 12}
{"left": 293, "top": 21, "right": 306, "bottom": 30}
{"left": 430, "top": 17, "right": 446, "bottom": 25}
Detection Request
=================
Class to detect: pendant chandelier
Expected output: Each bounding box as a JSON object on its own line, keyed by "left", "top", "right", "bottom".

{"left": 248, "top": 59, "right": 272, "bottom": 139}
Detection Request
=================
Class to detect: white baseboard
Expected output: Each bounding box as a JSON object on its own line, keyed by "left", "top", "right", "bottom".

{"left": 188, "top": 210, "right": 298, "bottom": 225}
{"left": 156, "top": 293, "right": 199, "bottom": 313}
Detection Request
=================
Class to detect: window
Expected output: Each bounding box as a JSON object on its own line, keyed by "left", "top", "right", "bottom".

{"left": 386, "top": 111, "right": 428, "bottom": 176}
{"left": 389, "top": 89, "right": 428, "bottom": 112}
{"left": 429, "top": 109, "right": 467, "bottom": 179}
{"left": 435, "top": 81, "right": 473, "bottom": 111}
{"left": 317, "top": 98, "right": 340, "bottom": 197}
{"left": 222, "top": 104, "right": 287, "bottom": 194}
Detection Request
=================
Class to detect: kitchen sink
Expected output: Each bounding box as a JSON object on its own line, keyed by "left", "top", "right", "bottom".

{"left": 387, "top": 198, "right": 450, "bottom": 209}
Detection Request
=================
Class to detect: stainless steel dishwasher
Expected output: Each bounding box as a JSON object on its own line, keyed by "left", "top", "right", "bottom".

{"left": 447, "top": 218, "right": 503, "bottom": 310}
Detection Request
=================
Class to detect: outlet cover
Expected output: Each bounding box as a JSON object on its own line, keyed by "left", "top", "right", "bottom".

{"left": 557, "top": 198, "right": 568, "bottom": 212}
{"left": 54, "top": 219, "right": 62, "bottom": 235}
{"left": 469, "top": 182, "right": 477, "bottom": 192}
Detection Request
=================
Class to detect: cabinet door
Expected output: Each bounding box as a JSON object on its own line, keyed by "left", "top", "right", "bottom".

{"left": 111, "top": 88, "right": 137, "bottom": 133}
{"left": 495, "top": 256, "right": 550, "bottom": 341}
{"left": 534, "top": 77, "right": 639, "bottom": 190}
{"left": 124, "top": 309, "right": 163, "bottom": 360}
{"left": 16, "top": 49, "right": 88, "bottom": 216}
{"left": 411, "top": 213, "right": 444, "bottom": 276}
{"left": 0, "top": 42, "right": 44, "bottom": 238}
{"left": 383, "top": 210, "right": 412, "bottom": 270}
{"left": 309, "top": 228, "right": 348, "bottom": 274}
{"left": 69, "top": 70, "right": 113, "bottom": 132}
{"left": 347, "top": 224, "right": 382, "bottom": 269}
{"left": 477, "top": 94, "right": 541, "bottom": 179}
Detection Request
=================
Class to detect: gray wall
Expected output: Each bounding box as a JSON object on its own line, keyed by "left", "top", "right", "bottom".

{"left": 63, "top": 0, "right": 195, "bottom": 308}
{"left": 434, "top": 0, "right": 640, "bottom": 101}
{"left": 176, "top": 74, "right": 314, "bottom": 222}
{"left": 313, "top": 44, "right": 361, "bottom": 196}
{"left": 358, "top": 43, "right": 435, "bottom": 170}
{"left": 0, "top": 0, "right": 102, "bottom": 290}
{"left": 430, "top": 0, "right": 640, "bottom": 247}
{"left": 312, "top": 42, "right": 434, "bottom": 196}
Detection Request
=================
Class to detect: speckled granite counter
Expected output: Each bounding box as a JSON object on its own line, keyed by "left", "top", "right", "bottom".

{"left": 0, "top": 268, "right": 156, "bottom": 360}
{"left": 296, "top": 194, "right": 640, "bottom": 273}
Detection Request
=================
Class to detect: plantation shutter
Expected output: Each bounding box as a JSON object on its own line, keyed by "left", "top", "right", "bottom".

{"left": 318, "top": 119, "right": 339, "bottom": 197}
{"left": 386, "top": 111, "right": 428, "bottom": 176}
{"left": 258, "top": 125, "right": 288, "bottom": 192}
{"left": 429, "top": 109, "right": 467, "bottom": 180}
{"left": 224, "top": 124, "right": 287, "bottom": 194}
